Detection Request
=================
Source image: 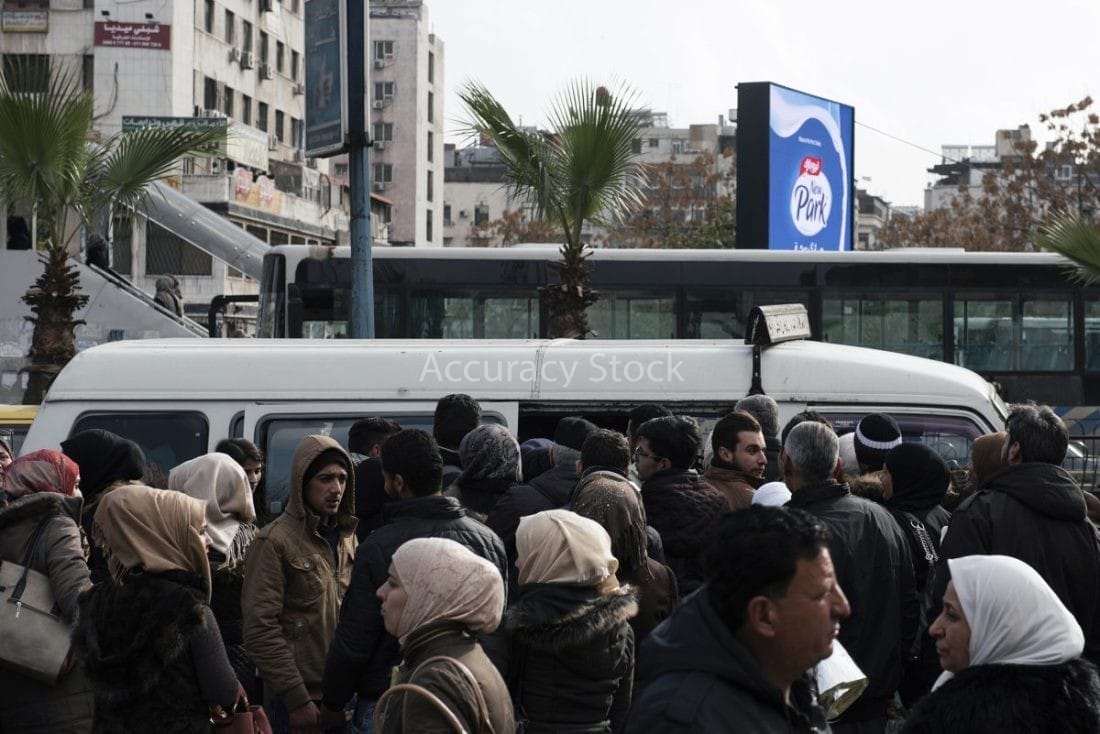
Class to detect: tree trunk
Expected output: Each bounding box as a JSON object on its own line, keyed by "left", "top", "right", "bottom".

{"left": 542, "top": 241, "right": 598, "bottom": 338}
{"left": 21, "top": 247, "right": 87, "bottom": 404}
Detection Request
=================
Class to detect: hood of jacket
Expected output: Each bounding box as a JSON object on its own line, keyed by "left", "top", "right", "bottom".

{"left": 527, "top": 461, "right": 580, "bottom": 506}
{"left": 507, "top": 584, "right": 638, "bottom": 652}
{"left": 985, "top": 462, "right": 1086, "bottom": 522}
{"left": 573, "top": 468, "right": 639, "bottom": 500}
{"left": 285, "top": 435, "right": 357, "bottom": 531}
{"left": 0, "top": 490, "right": 82, "bottom": 532}
{"left": 641, "top": 469, "right": 727, "bottom": 558}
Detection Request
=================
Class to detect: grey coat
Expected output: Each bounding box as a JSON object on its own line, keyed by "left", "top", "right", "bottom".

{"left": 0, "top": 492, "right": 94, "bottom": 733}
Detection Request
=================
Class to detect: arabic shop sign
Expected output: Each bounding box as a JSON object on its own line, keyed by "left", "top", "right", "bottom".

{"left": 94, "top": 21, "right": 171, "bottom": 50}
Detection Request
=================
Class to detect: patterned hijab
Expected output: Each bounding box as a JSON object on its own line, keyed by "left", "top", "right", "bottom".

{"left": 0, "top": 449, "right": 80, "bottom": 499}
{"left": 93, "top": 484, "right": 212, "bottom": 601}
{"left": 572, "top": 472, "right": 650, "bottom": 584}
{"left": 390, "top": 537, "right": 505, "bottom": 644}
{"left": 516, "top": 509, "right": 619, "bottom": 594}
{"left": 168, "top": 453, "right": 256, "bottom": 564}
{"left": 456, "top": 424, "right": 521, "bottom": 486}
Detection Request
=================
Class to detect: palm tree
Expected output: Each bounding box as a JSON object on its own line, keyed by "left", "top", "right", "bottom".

{"left": 1036, "top": 211, "right": 1100, "bottom": 283}
{"left": 0, "top": 61, "right": 225, "bottom": 403}
{"left": 460, "top": 80, "right": 646, "bottom": 338}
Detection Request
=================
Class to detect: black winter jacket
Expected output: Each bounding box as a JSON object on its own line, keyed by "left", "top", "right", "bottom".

{"left": 787, "top": 481, "right": 917, "bottom": 721}
{"left": 493, "top": 584, "right": 637, "bottom": 734}
{"left": 901, "top": 658, "right": 1100, "bottom": 733}
{"left": 626, "top": 588, "right": 830, "bottom": 733}
{"left": 73, "top": 572, "right": 239, "bottom": 734}
{"left": 321, "top": 495, "right": 508, "bottom": 708}
{"left": 487, "top": 461, "right": 579, "bottom": 545}
{"left": 445, "top": 476, "right": 517, "bottom": 523}
{"left": 939, "top": 462, "right": 1100, "bottom": 664}
{"left": 640, "top": 469, "right": 728, "bottom": 596}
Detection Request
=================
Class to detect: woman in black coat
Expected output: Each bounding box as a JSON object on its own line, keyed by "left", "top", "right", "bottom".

{"left": 495, "top": 509, "right": 637, "bottom": 734}
{"left": 902, "top": 555, "right": 1100, "bottom": 733}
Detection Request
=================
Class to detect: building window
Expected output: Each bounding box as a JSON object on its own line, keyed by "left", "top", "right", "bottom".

{"left": 224, "top": 86, "right": 234, "bottom": 117}
{"left": 373, "top": 40, "right": 394, "bottom": 60}
{"left": 373, "top": 163, "right": 393, "bottom": 183}
{"left": 259, "top": 32, "right": 269, "bottom": 64}
{"left": 2, "top": 55, "right": 50, "bottom": 94}
{"left": 427, "top": 91, "right": 434, "bottom": 123}
{"left": 276, "top": 41, "right": 284, "bottom": 73}
{"left": 275, "top": 110, "right": 285, "bottom": 143}
{"left": 291, "top": 50, "right": 300, "bottom": 81}
{"left": 427, "top": 130, "right": 433, "bottom": 162}
{"left": 428, "top": 51, "right": 434, "bottom": 84}
{"left": 631, "top": 139, "right": 642, "bottom": 154}
{"left": 649, "top": 138, "right": 659, "bottom": 149}
{"left": 671, "top": 139, "right": 683, "bottom": 153}
{"left": 373, "top": 82, "right": 395, "bottom": 101}
{"left": 82, "top": 54, "right": 94, "bottom": 93}
{"left": 427, "top": 171, "right": 433, "bottom": 202}
{"left": 291, "top": 117, "right": 301, "bottom": 148}
{"left": 372, "top": 121, "right": 393, "bottom": 142}
{"left": 204, "top": 0, "right": 214, "bottom": 33}
{"left": 203, "top": 76, "right": 218, "bottom": 111}
{"left": 474, "top": 204, "right": 489, "bottom": 226}
{"left": 224, "top": 10, "right": 235, "bottom": 44}
{"left": 242, "top": 94, "right": 252, "bottom": 125}
{"left": 257, "top": 102, "right": 269, "bottom": 132}
{"left": 242, "top": 21, "right": 253, "bottom": 52}
{"left": 444, "top": 204, "right": 452, "bottom": 226}
{"left": 426, "top": 209, "right": 433, "bottom": 243}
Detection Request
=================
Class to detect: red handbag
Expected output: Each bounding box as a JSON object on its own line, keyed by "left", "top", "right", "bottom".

{"left": 210, "top": 685, "right": 273, "bottom": 734}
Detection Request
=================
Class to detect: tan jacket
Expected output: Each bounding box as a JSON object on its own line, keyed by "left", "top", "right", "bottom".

{"left": 242, "top": 436, "right": 358, "bottom": 710}
{"left": 702, "top": 465, "right": 764, "bottom": 512}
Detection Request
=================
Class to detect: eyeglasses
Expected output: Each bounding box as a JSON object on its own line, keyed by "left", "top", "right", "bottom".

{"left": 633, "top": 446, "right": 664, "bottom": 462}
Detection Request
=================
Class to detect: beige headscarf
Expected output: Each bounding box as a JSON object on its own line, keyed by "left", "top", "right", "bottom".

{"left": 516, "top": 509, "right": 619, "bottom": 594}
{"left": 168, "top": 453, "right": 256, "bottom": 563}
{"left": 390, "top": 537, "right": 505, "bottom": 644}
{"left": 93, "top": 484, "right": 212, "bottom": 601}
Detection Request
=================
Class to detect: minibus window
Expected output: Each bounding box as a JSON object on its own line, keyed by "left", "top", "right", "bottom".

{"left": 71, "top": 412, "right": 209, "bottom": 481}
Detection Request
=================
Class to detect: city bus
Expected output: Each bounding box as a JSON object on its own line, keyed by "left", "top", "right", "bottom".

{"left": 254, "top": 245, "right": 1100, "bottom": 434}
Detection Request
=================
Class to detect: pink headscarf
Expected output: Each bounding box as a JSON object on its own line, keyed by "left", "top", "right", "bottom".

{"left": 1, "top": 449, "right": 80, "bottom": 499}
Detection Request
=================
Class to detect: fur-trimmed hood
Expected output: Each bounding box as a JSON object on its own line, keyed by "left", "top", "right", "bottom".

{"left": 0, "top": 490, "right": 81, "bottom": 531}
{"left": 902, "top": 657, "right": 1100, "bottom": 733}
{"left": 506, "top": 584, "right": 638, "bottom": 652}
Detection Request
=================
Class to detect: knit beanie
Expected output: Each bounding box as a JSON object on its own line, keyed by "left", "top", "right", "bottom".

{"left": 736, "top": 395, "right": 780, "bottom": 439}
{"left": 854, "top": 413, "right": 902, "bottom": 472}
{"left": 303, "top": 448, "right": 350, "bottom": 487}
{"left": 554, "top": 417, "right": 599, "bottom": 452}
{"left": 884, "top": 443, "right": 949, "bottom": 508}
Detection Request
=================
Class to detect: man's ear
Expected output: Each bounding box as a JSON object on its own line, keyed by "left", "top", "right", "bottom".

{"left": 745, "top": 596, "right": 778, "bottom": 639}
{"left": 833, "top": 456, "right": 844, "bottom": 481}
{"left": 1007, "top": 441, "right": 1022, "bottom": 464}
{"left": 716, "top": 446, "right": 734, "bottom": 464}
{"left": 780, "top": 451, "right": 793, "bottom": 480}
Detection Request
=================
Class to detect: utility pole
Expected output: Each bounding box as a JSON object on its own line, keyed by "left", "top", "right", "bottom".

{"left": 346, "top": 0, "right": 374, "bottom": 338}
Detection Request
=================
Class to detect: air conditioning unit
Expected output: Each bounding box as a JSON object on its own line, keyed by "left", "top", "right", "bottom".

{"left": 293, "top": 150, "right": 304, "bottom": 163}
{"left": 373, "top": 140, "right": 385, "bottom": 151}
{"left": 268, "top": 134, "right": 278, "bottom": 150}
{"left": 373, "top": 58, "right": 386, "bottom": 69}
{"left": 259, "top": 64, "right": 274, "bottom": 80}
{"left": 240, "top": 50, "right": 254, "bottom": 69}
{"left": 459, "top": 209, "right": 468, "bottom": 218}
{"left": 372, "top": 100, "right": 384, "bottom": 110}
{"left": 229, "top": 47, "right": 242, "bottom": 62}
{"left": 373, "top": 181, "right": 386, "bottom": 192}
{"left": 203, "top": 108, "right": 222, "bottom": 118}
{"left": 292, "top": 82, "right": 305, "bottom": 96}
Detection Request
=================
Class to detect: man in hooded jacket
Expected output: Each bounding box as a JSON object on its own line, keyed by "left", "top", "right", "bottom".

{"left": 940, "top": 402, "right": 1100, "bottom": 665}
{"left": 242, "top": 434, "right": 358, "bottom": 733}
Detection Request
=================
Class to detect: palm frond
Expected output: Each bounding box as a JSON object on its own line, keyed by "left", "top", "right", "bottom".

{"left": 89, "top": 124, "right": 227, "bottom": 217}
{"left": 1036, "top": 211, "right": 1100, "bottom": 284}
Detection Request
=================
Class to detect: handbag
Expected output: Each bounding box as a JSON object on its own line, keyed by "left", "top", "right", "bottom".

{"left": 210, "top": 684, "right": 273, "bottom": 734}
{"left": 0, "top": 513, "right": 73, "bottom": 684}
{"left": 372, "top": 655, "right": 494, "bottom": 734}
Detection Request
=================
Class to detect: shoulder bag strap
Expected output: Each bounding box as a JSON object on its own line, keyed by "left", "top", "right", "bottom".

{"left": 374, "top": 683, "right": 467, "bottom": 734}
{"left": 411, "top": 655, "right": 495, "bottom": 734}
{"left": 10, "top": 513, "right": 56, "bottom": 604}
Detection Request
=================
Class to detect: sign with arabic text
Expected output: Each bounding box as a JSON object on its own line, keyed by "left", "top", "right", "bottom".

{"left": 94, "top": 21, "right": 171, "bottom": 50}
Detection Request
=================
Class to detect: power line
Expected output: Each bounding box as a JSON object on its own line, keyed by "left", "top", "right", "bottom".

{"left": 856, "top": 120, "right": 962, "bottom": 164}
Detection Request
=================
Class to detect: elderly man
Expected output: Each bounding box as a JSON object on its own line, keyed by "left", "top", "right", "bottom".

{"left": 627, "top": 506, "right": 849, "bottom": 732}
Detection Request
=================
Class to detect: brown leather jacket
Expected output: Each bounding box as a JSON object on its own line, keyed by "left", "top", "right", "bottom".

{"left": 242, "top": 436, "right": 358, "bottom": 710}
{"left": 702, "top": 465, "right": 764, "bottom": 511}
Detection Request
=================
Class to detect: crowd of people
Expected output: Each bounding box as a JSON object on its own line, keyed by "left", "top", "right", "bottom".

{"left": 2, "top": 394, "right": 1100, "bottom": 733}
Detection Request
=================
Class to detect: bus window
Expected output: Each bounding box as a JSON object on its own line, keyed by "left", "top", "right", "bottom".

{"left": 956, "top": 298, "right": 1013, "bottom": 371}
{"left": 483, "top": 296, "right": 539, "bottom": 339}
{"left": 1086, "top": 299, "right": 1100, "bottom": 370}
{"left": 71, "top": 412, "right": 209, "bottom": 482}
{"left": 685, "top": 289, "right": 807, "bottom": 339}
{"left": 822, "top": 294, "right": 943, "bottom": 360}
{"left": 824, "top": 412, "right": 983, "bottom": 465}
{"left": 588, "top": 293, "right": 675, "bottom": 339}
{"left": 257, "top": 252, "right": 285, "bottom": 338}
{"left": 1021, "top": 297, "right": 1072, "bottom": 371}
{"left": 956, "top": 295, "right": 1074, "bottom": 372}
{"left": 411, "top": 292, "right": 475, "bottom": 338}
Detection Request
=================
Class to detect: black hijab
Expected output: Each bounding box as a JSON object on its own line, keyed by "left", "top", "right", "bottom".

{"left": 884, "top": 443, "right": 949, "bottom": 513}
{"left": 61, "top": 429, "right": 145, "bottom": 502}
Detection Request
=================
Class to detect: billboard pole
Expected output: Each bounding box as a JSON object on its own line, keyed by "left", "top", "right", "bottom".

{"left": 346, "top": 0, "right": 374, "bottom": 338}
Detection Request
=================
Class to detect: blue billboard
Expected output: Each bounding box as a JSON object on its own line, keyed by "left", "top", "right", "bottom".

{"left": 735, "top": 83, "right": 855, "bottom": 251}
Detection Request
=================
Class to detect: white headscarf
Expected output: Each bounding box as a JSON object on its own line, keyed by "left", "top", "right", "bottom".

{"left": 516, "top": 510, "right": 619, "bottom": 594}
{"left": 168, "top": 453, "right": 256, "bottom": 563}
{"left": 934, "top": 555, "right": 1084, "bottom": 689}
{"left": 752, "top": 481, "right": 792, "bottom": 507}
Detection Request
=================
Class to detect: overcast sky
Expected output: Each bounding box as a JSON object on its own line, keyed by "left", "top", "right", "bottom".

{"left": 428, "top": 0, "right": 1098, "bottom": 208}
